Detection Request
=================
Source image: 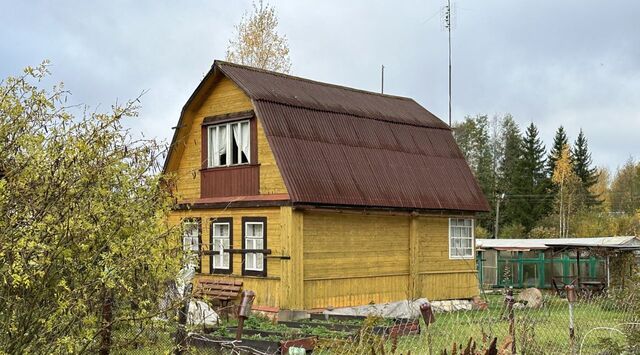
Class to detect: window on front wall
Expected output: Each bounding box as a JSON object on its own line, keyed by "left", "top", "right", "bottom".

{"left": 208, "top": 120, "right": 250, "bottom": 167}
{"left": 449, "top": 218, "right": 474, "bottom": 259}
{"left": 182, "top": 218, "right": 201, "bottom": 272}
{"left": 242, "top": 217, "right": 267, "bottom": 277}
{"left": 210, "top": 218, "right": 232, "bottom": 274}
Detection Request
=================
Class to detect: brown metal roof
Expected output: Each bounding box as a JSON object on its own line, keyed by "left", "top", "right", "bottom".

{"left": 213, "top": 61, "right": 490, "bottom": 212}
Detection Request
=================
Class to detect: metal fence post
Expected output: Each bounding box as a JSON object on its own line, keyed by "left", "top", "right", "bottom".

{"left": 236, "top": 290, "right": 256, "bottom": 341}
{"left": 506, "top": 288, "right": 516, "bottom": 354}
{"left": 565, "top": 285, "right": 577, "bottom": 355}
{"left": 175, "top": 283, "right": 192, "bottom": 355}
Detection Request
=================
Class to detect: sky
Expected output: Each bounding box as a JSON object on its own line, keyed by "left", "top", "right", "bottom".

{"left": 2, "top": 0, "right": 639, "bottom": 172}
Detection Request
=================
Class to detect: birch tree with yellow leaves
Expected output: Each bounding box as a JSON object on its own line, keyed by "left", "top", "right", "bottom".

{"left": 226, "top": 0, "right": 292, "bottom": 73}
{"left": 552, "top": 144, "right": 582, "bottom": 237}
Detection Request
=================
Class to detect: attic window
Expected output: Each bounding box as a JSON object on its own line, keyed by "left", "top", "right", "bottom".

{"left": 208, "top": 120, "right": 250, "bottom": 167}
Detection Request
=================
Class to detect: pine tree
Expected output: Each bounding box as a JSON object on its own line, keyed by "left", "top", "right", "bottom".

{"left": 520, "top": 123, "right": 551, "bottom": 232}
{"left": 572, "top": 129, "right": 601, "bottom": 206}
{"left": 547, "top": 126, "right": 569, "bottom": 177}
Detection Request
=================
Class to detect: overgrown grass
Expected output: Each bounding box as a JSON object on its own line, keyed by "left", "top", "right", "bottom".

{"left": 112, "top": 293, "right": 638, "bottom": 354}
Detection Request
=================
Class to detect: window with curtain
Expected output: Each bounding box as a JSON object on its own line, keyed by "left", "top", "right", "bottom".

{"left": 449, "top": 218, "right": 474, "bottom": 259}
{"left": 208, "top": 120, "right": 250, "bottom": 167}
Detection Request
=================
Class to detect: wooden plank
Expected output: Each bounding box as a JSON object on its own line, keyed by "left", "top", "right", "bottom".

{"left": 408, "top": 215, "right": 418, "bottom": 299}
{"left": 279, "top": 206, "right": 304, "bottom": 310}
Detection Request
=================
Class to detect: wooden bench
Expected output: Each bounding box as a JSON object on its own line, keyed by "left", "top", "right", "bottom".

{"left": 195, "top": 280, "right": 243, "bottom": 316}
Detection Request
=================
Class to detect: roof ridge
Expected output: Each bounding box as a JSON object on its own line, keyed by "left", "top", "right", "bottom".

{"left": 254, "top": 98, "right": 451, "bottom": 131}
{"left": 215, "top": 60, "right": 416, "bottom": 102}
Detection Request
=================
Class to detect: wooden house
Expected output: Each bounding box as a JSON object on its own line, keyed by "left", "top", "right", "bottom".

{"left": 163, "top": 61, "right": 490, "bottom": 310}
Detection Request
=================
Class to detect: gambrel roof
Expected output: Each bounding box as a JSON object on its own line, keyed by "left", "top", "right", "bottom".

{"left": 166, "top": 61, "right": 490, "bottom": 212}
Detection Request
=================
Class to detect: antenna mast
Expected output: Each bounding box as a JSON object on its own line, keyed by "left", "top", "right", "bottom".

{"left": 381, "top": 64, "right": 385, "bottom": 94}
{"left": 444, "top": 0, "right": 452, "bottom": 126}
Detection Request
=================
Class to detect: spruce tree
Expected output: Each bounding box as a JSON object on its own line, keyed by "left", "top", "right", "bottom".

{"left": 497, "top": 115, "right": 526, "bottom": 233}
{"left": 547, "top": 126, "right": 569, "bottom": 177}
{"left": 572, "top": 129, "right": 600, "bottom": 206}
{"left": 520, "top": 123, "right": 551, "bottom": 232}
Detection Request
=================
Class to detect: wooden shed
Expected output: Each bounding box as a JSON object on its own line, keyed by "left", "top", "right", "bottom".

{"left": 163, "top": 61, "right": 490, "bottom": 310}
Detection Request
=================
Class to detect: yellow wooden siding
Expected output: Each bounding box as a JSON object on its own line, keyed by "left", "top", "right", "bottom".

{"left": 279, "top": 207, "right": 305, "bottom": 309}
{"left": 169, "top": 75, "right": 287, "bottom": 201}
{"left": 418, "top": 272, "right": 478, "bottom": 300}
{"left": 167, "top": 207, "right": 282, "bottom": 307}
{"left": 304, "top": 276, "right": 409, "bottom": 309}
{"left": 414, "top": 216, "right": 479, "bottom": 300}
{"left": 257, "top": 119, "right": 287, "bottom": 194}
{"left": 301, "top": 211, "right": 479, "bottom": 308}
{"left": 302, "top": 211, "right": 410, "bottom": 308}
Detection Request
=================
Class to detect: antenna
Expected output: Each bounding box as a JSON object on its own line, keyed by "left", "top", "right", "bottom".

{"left": 442, "top": 0, "right": 454, "bottom": 126}
{"left": 381, "top": 64, "right": 385, "bottom": 94}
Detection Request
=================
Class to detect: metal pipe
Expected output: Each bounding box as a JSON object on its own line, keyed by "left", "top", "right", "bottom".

{"left": 566, "top": 284, "right": 577, "bottom": 355}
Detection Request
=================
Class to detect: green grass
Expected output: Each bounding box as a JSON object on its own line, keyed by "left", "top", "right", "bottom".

{"left": 111, "top": 294, "right": 639, "bottom": 354}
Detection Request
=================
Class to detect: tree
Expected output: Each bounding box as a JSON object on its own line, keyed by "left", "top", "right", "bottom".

{"left": 547, "top": 126, "right": 569, "bottom": 177}
{"left": 610, "top": 159, "right": 640, "bottom": 214}
{"left": 453, "top": 115, "right": 497, "bottom": 233}
{"left": 591, "top": 167, "right": 611, "bottom": 211}
{"left": 497, "top": 115, "right": 526, "bottom": 232}
{"left": 571, "top": 129, "right": 601, "bottom": 206}
{"left": 519, "top": 123, "right": 551, "bottom": 232}
{"left": 226, "top": 0, "right": 292, "bottom": 73}
{"left": 0, "top": 63, "right": 182, "bottom": 353}
{"left": 552, "top": 144, "right": 582, "bottom": 237}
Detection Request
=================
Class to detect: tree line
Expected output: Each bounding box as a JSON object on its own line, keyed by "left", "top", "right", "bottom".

{"left": 454, "top": 115, "right": 640, "bottom": 238}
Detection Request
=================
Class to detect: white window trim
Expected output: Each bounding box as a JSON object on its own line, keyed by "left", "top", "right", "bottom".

{"left": 244, "top": 221, "right": 264, "bottom": 272}
{"left": 207, "top": 120, "right": 251, "bottom": 168}
{"left": 211, "top": 222, "right": 231, "bottom": 270}
{"left": 448, "top": 218, "right": 475, "bottom": 260}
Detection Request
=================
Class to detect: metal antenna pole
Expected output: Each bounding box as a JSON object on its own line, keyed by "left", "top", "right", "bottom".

{"left": 447, "top": 0, "right": 452, "bottom": 127}
{"left": 381, "top": 64, "right": 385, "bottom": 94}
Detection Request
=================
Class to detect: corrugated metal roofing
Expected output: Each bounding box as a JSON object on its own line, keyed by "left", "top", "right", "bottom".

{"left": 477, "top": 237, "right": 640, "bottom": 251}
{"left": 213, "top": 61, "right": 490, "bottom": 212}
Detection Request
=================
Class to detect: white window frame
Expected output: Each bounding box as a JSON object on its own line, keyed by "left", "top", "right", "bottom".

{"left": 244, "top": 221, "right": 264, "bottom": 272}
{"left": 211, "top": 222, "right": 231, "bottom": 270}
{"left": 448, "top": 218, "right": 475, "bottom": 259}
{"left": 182, "top": 220, "right": 201, "bottom": 270}
{"left": 207, "top": 120, "right": 250, "bottom": 168}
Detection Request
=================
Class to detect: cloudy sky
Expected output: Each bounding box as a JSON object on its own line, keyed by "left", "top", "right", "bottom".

{"left": 2, "top": 0, "right": 639, "bottom": 171}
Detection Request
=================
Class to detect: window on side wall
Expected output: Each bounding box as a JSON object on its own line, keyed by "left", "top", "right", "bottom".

{"left": 242, "top": 217, "right": 267, "bottom": 277}
{"left": 449, "top": 218, "right": 474, "bottom": 259}
{"left": 210, "top": 218, "right": 232, "bottom": 274}
{"left": 182, "top": 218, "right": 201, "bottom": 272}
{"left": 207, "top": 120, "right": 250, "bottom": 168}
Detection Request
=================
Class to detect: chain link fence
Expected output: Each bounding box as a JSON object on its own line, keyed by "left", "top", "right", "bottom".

{"left": 107, "top": 282, "right": 639, "bottom": 354}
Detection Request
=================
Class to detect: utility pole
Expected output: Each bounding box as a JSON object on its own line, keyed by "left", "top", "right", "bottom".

{"left": 381, "top": 64, "right": 385, "bottom": 94}
{"left": 495, "top": 193, "right": 505, "bottom": 239}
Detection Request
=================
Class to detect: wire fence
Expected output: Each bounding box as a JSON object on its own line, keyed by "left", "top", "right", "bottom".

{"left": 106, "top": 282, "right": 640, "bottom": 354}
